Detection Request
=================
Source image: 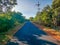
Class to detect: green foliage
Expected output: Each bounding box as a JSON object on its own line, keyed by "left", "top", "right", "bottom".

{"left": 12, "top": 12, "right": 25, "bottom": 24}
{"left": 29, "top": 17, "right": 34, "bottom": 21}
{"left": 0, "top": 35, "right": 8, "bottom": 42}
{"left": 0, "top": 13, "right": 14, "bottom": 33}
{"left": 52, "top": 0, "right": 60, "bottom": 9}
{"left": 52, "top": 0, "right": 60, "bottom": 26}
{"left": 33, "top": 0, "right": 60, "bottom": 27}
{"left": 0, "top": 12, "right": 26, "bottom": 33}
{"left": 34, "top": 5, "right": 53, "bottom": 26}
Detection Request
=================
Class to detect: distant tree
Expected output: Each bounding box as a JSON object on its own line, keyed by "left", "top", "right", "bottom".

{"left": 12, "top": 12, "right": 26, "bottom": 24}
{"left": 29, "top": 17, "right": 34, "bottom": 21}
{"left": 34, "top": 11, "right": 41, "bottom": 24}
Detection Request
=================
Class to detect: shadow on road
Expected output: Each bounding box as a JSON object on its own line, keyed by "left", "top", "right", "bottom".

{"left": 7, "top": 22, "right": 57, "bottom": 45}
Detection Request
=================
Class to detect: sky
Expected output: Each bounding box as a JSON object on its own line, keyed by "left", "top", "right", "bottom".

{"left": 12, "top": 0, "right": 52, "bottom": 19}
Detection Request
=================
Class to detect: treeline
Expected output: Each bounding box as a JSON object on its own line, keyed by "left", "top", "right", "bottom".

{"left": 0, "top": 12, "right": 26, "bottom": 33}
{"left": 31, "top": 0, "right": 60, "bottom": 28}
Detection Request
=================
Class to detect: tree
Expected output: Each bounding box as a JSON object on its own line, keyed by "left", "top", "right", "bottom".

{"left": 52, "top": 0, "right": 60, "bottom": 9}
{"left": 0, "top": 12, "right": 26, "bottom": 33}
{"left": 0, "top": 0, "right": 17, "bottom": 12}
{"left": 34, "top": 5, "right": 53, "bottom": 26}
{"left": 52, "top": 0, "right": 60, "bottom": 26}
{"left": 29, "top": 17, "right": 34, "bottom": 21}
{"left": 0, "top": 13, "right": 15, "bottom": 33}
{"left": 12, "top": 12, "right": 26, "bottom": 24}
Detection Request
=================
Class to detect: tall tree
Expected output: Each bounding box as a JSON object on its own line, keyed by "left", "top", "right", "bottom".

{"left": 29, "top": 17, "right": 34, "bottom": 21}
{"left": 52, "top": 0, "right": 60, "bottom": 9}
{"left": 52, "top": 0, "right": 60, "bottom": 26}
{"left": 0, "top": 0, "right": 17, "bottom": 12}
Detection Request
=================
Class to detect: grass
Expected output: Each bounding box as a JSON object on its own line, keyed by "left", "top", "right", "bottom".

{"left": 0, "top": 35, "right": 9, "bottom": 45}
{"left": 0, "top": 23, "right": 24, "bottom": 45}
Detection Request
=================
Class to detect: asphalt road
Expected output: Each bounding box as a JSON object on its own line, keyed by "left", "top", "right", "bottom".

{"left": 7, "top": 21, "right": 57, "bottom": 45}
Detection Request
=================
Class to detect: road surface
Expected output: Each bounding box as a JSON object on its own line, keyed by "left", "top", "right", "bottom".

{"left": 7, "top": 21, "right": 58, "bottom": 45}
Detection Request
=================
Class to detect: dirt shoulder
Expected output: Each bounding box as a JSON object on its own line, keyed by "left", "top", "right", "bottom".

{"left": 34, "top": 23, "right": 60, "bottom": 43}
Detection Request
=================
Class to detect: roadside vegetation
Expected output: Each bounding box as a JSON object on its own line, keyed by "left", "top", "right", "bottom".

{"left": 29, "top": 0, "right": 60, "bottom": 42}
{"left": 0, "top": 0, "right": 26, "bottom": 45}
{"left": 0, "top": 12, "right": 26, "bottom": 45}
{"left": 30, "top": 0, "right": 60, "bottom": 31}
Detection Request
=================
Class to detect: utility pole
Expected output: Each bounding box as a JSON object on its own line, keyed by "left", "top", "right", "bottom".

{"left": 36, "top": 0, "right": 41, "bottom": 23}
{"left": 36, "top": 1, "right": 40, "bottom": 12}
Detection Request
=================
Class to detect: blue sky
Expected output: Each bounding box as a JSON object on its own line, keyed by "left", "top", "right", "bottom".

{"left": 12, "top": 0, "right": 52, "bottom": 19}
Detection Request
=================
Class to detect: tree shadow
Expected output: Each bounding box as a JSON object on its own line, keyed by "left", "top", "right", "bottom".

{"left": 19, "top": 35, "right": 57, "bottom": 45}
{"left": 7, "top": 22, "right": 57, "bottom": 45}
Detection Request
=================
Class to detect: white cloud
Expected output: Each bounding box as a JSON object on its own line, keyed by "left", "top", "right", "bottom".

{"left": 12, "top": 0, "right": 52, "bottom": 19}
